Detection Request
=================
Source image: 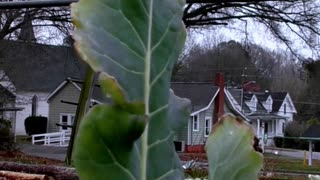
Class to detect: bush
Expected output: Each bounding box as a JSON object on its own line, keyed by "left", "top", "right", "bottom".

{"left": 273, "top": 136, "right": 308, "bottom": 150}
{"left": 0, "top": 118, "right": 15, "bottom": 151}
{"left": 24, "top": 116, "right": 48, "bottom": 135}
{"left": 0, "top": 118, "right": 11, "bottom": 136}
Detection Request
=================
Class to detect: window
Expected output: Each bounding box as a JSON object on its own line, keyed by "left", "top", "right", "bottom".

{"left": 251, "top": 96, "right": 258, "bottom": 112}
{"left": 204, "top": 117, "right": 211, "bottom": 137}
{"left": 60, "top": 114, "right": 75, "bottom": 131}
{"left": 267, "top": 97, "right": 272, "bottom": 112}
{"left": 282, "top": 122, "right": 285, "bottom": 133}
{"left": 192, "top": 115, "right": 199, "bottom": 131}
{"left": 284, "top": 104, "right": 287, "bottom": 114}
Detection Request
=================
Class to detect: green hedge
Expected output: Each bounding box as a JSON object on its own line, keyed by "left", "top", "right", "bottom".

{"left": 24, "top": 116, "right": 48, "bottom": 135}
{"left": 274, "top": 136, "right": 309, "bottom": 150}
{"left": 0, "top": 118, "right": 11, "bottom": 136}
{"left": 0, "top": 118, "right": 15, "bottom": 151}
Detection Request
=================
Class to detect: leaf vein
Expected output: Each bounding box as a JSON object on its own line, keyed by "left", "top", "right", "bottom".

{"left": 154, "top": 169, "right": 179, "bottom": 180}
{"left": 88, "top": 47, "right": 144, "bottom": 75}
{"left": 151, "top": 12, "right": 179, "bottom": 52}
{"left": 139, "top": 0, "right": 149, "bottom": 16}
{"left": 96, "top": 26, "right": 145, "bottom": 61}
{"left": 134, "top": 143, "right": 141, "bottom": 160}
{"left": 119, "top": 10, "right": 147, "bottom": 52}
{"left": 150, "top": 104, "right": 168, "bottom": 117}
{"left": 150, "top": 60, "right": 171, "bottom": 89}
{"left": 95, "top": 0, "right": 147, "bottom": 53}
{"left": 98, "top": 137, "right": 137, "bottom": 180}
{"left": 148, "top": 131, "right": 173, "bottom": 149}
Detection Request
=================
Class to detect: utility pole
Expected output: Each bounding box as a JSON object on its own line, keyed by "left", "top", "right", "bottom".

{"left": 240, "top": 67, "right": 247, "bottom": 112}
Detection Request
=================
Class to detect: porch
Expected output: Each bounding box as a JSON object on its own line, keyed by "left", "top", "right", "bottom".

{"left": 249, "top": 114, "right": 287, "bottom": 146}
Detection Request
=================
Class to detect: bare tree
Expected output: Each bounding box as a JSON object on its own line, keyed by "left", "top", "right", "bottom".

{"left": 183, "top": 0, "right": 320, "bottom": 57}
{"left": 0, "top": 1, "right": 71, "bottom": 43}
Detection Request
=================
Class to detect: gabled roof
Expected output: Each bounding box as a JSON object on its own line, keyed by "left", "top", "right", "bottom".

{"left": 171, "top": 83, "right": 249, "bottom": 121}
{"left": 270, "top": 92, "right": 287, "bottom": 112}
{"left": 47, "top": 78, "right": 111, "bottom": 104}
{"left": 0, "top": 40, "right": 86, "bottom": 92}
{"left": 224, "top": 89, "right": 249, "bottom": 121}
{"left": 243, "top": 93, "right": 254, "bottom": 101}
{"left": 228, "top": 89, "right": 251, "bottom": 113}
{"left": 0, "top": 84, "right": 16, "bottom": 99}
{"left": 171, "top": 82, "right": 219, "bottom": 113}
{"left": 255, "top": 93, "right": 270, "bottom": 102}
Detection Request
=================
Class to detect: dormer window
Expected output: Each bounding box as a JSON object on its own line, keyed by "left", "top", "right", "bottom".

{"left": 284, "top": 104, "right": 287, "bottom": 114}
{"left": 266, "top": 96, "right": 273, "bottom": 112}
{"left": 252, "top": 96, "right": 258, "bottom": 112}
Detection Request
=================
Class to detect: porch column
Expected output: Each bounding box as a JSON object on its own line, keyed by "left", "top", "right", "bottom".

{"left": 257, "top": 119, "right": 260, "bottom": 138}
{"left": 261, "top": 122, "right": 265, "bottom": 152}
{"left": 309, "top": 141, "right": 313, "bottom": 166}
{"left": 272, "top": 120, "right": 275, "bottom": 137}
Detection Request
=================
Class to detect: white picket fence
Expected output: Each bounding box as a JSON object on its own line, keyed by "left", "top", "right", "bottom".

{"left": 31, "top": 130, "right": 71, "bottom": 147}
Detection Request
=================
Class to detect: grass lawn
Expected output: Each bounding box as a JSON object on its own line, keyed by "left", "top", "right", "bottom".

{"left": 264, "top": 153, "right": 320, "bottom": 174}
{"left": 15, "top": 135, "right": 32, "bottom": 144}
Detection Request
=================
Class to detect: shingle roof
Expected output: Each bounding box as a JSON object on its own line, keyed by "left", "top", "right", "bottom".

{"left": 0, "top": 40, "right": 86, "bottom": 92}
{"left": 73, "top": 81, "right": 112, "bottom": 104}
{"left": 171, "top": 82, "right": 219, "bottom": 112}
{"left": 243, "top": 93, "right": 254, "bottom": 101}
{"left": 255, "top": 93, "right": 270, "bottom": 101}
{"left": 270, "top": 92, "right": 287, "bottom": 112}
{"left": 228, "top": 88, "right": 251, "bottom": 113}
{"left": 47, "top": 78, "right": 112, "bottom": 104}
{"left": 0, "top": 84, "right": 15, "bottom": 99}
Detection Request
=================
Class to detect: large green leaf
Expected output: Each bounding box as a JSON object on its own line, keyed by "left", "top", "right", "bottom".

{"left": 71, "top": 0, "right": 190, "bottom": 179}
{"left": 206, "top": 115, "right": 263, "bottom": 180}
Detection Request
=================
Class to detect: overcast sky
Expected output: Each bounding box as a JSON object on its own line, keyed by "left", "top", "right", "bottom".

{"left": 194, "top": 20, "right": 319, "bottom": 59}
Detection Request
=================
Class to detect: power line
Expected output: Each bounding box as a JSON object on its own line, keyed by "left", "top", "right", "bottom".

{"left": 0, "top": 0, "right": 77, "bottom": 9}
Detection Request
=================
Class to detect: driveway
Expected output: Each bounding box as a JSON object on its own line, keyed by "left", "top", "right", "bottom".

{"left": 18, "top": 144, "right": 67, "bottom": 161}
{"left": 265, "top": 147, "right": 320, "bottom": 160}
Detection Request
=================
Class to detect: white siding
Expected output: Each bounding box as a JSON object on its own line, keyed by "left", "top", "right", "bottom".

{"left": 15, "top": 92, "right": 49, "bottom": 135}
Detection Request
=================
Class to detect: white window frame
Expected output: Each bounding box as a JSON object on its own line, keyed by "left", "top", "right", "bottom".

{"left": 267, "top": 97, "right": 272, "bottom": 112}
{"left": 192, "top": 114, "right": 199, "bottom": 132}
{"left": 283, "top": 103, "right": 287, "bottom": 114}
{"left": 59, "top": 113, "right": 75, "bottom": 131}
{"left": 204, "top": 117, "right": 212, "bottom": 137}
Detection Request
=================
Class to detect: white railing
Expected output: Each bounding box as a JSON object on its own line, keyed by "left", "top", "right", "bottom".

{"left": 32, "top": 130, "right": 71, "bottom": 147}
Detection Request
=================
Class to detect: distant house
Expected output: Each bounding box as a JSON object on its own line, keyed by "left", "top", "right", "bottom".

{"left": 171, "top": 82, "right": 248, "bottom": 152}
{"left": 46, "top": 75, "right": 297, "bottom": 151}
{"left": 46, "top": 78, "right": 110, "bottom": 132}
{"left": 0, "top": 84, "right": 24, "bottom": 135}
{"left": 228, "top": 90, "right": 297, "bottom": 146}
{"left": 0, "top": 40, "right": 85, "bottom": 135}
{"left": 0, "top": 71, "right": 24, "bottom": 135}
{"left": 46, "top": 78, "right": 248, "bottom": 151}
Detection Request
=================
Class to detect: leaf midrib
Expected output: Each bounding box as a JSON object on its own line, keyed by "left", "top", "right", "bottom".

{"left": 141, "top": 0, "right": 154, "bottom": 180}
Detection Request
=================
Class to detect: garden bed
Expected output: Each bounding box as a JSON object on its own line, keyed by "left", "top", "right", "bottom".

{"left": 0, "top": 151, "right": 77, "bottom": 180}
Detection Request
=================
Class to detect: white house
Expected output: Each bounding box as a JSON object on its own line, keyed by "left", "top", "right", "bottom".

{"left": 0, "top": 40, "right": 85, "bottom": 136}
{"left": 228, "top": 89, "right": 297, "bottom": 146}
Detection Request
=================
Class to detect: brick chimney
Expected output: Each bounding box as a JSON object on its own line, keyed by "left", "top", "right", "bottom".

{"left": 213, "top": 73, "right": 225, "bottom": 125}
